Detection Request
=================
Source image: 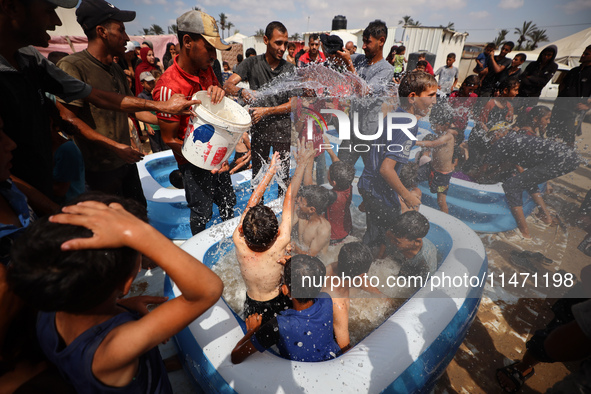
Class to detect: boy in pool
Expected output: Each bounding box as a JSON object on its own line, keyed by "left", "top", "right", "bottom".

{"left": 415, "top": 103, "right": 457, "bottom": 213}
{"left": 7, "top": 193, "right": 223, "bottom": 393}
{"left": 234, "top": 142, "right": 315, "bottom": 324}
{"left": 323, "top": 242, "right": 376, "bottom": 351}
{"left": 231, "top": 254, "right": 341, "bottom": 363}
{"left": 386, "top": 211, "right": 437, "bottom": 296}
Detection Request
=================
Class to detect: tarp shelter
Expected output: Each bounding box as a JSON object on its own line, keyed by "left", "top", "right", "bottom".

{"left": 225, "top": 33, "right": 247, "bottom": 44}
{"left": 529, "top": 27, "right": 591, "bottom": 67}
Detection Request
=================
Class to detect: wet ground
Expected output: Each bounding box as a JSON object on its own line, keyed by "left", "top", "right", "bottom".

{"left": 130, "top": 122, "right": 591, "bottom": 393}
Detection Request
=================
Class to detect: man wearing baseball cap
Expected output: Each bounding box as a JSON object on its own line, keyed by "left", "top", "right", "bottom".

{"left": 154, "top": 10, "right": 246, "bottom": 235}
{"left": 0, "top": 0, "right": 197, "bottom": 201}
{"left": 55, "top": 0, "right": 173, "bottom": 206}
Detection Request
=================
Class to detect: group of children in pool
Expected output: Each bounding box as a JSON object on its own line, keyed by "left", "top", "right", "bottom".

{"left": 3, "top": 67, "right": 580, "bottom": 391}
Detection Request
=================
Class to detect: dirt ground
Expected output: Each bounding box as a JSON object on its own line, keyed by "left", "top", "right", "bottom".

{"left": 434, "top": 122, "right": 591, "bottom": 394}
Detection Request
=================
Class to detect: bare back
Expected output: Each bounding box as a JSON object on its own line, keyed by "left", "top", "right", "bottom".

{"left": 296, "top": 215, "right": 331, "bottom": 258}
{"left": 430, "top": 131, "right": 455, "bottom": 173}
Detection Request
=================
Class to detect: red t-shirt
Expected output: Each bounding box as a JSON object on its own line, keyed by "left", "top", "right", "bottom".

{"left": 297, "top": 51, "right": 326, "bottom": 67}
{"left": 326, "top": 186, "right": 352, "bottom": 241}
{"left": 153, "top": 56, "right": 219, "bottom": 165}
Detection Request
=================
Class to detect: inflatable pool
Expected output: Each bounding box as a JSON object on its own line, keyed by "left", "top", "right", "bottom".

{"left": 137, "top": 151, "right": 279, "bottom": 240}
{"left": 164, "top": 191, "right": 487, "bottom": 393}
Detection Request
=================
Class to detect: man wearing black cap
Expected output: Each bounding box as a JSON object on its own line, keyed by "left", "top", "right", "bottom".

{"left": 56, "top": 0, "right": 164, "bottom": 205}
{"left": 0, "top": 0, "right": 196, "bottom": 201}
{"left": 154, "top": 10, "right": 241, "bottom": 235}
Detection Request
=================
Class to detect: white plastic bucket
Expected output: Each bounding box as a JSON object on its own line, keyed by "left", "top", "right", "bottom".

{"left": 182, "top": 91, "right": 251, "bottom": 170}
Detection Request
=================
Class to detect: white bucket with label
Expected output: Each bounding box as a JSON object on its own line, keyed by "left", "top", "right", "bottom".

{"left": 182, "top": 91, "right": 251, "bottom": 170}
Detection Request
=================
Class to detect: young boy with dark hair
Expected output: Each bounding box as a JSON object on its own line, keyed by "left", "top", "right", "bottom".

{"left": 293, "top": 185, "right": 337, "bottom": 258}
{"left": 386, "top": 211, "right": 437, "bottom": 294}
{"left": 434, "top": 53, "right": 459, "bottom": 96}
{"left": 234, "top": 143, "right": 314, "bottom": 323}
{"left": 7, "top": 193, "right": 223, "bottom": 393}
{"left": 474, "top": 43, "right": 496, "bottom": 75}
{"left": 231, "top": 254, "right": 341, "bottom": 363}
{"left": 324, "top": 242, "right": 375, "bottom": 350}
{"left": 417, "top": 53, "right": 434, "bottom": 75}
{"left": 415, "top": 102, "right": 457, "bottom": 213}
{"left": 358, "top": 71, "right": 437, "bottom": 252}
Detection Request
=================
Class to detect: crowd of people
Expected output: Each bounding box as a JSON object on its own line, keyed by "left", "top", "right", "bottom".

{"left": 1, "top": 0, "right": 590, "bottom": 392}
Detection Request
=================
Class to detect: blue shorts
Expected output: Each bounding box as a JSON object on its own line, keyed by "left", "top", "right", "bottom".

{"left": 428, "top": 167, "right": 452, "bottom": 195}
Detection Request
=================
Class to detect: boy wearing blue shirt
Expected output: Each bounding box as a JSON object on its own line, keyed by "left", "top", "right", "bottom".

{"left": 357, "top": 71, "right": 437, "bottom": 252}
{"left": 232, "top": 255, "right": 341, "bottom": 363}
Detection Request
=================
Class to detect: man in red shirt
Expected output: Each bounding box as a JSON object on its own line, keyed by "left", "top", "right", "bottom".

{"left": 154, "top": 10, "right": 240, "bottom": 235}
{"left": 297, "top": 34, "right": 326, "bottom": 67}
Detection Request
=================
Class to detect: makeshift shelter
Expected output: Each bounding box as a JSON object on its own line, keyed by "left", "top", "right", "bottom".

{"left": 529, "top": 27, "right": 591, "bottom": 67}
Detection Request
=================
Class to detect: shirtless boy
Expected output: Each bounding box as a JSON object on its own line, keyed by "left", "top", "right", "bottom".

{"left": 233, "top": 143, "right": 315, "bottom": 323}
{"left": 415, "top": 103, "right": 456, "bottom": 213}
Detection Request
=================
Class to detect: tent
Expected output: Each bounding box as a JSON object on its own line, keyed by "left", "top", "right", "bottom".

{"left": 225, "top": 33, "right": 247, "bottom": 44}
{"left": 531, "top": 27, "right": 591, "bottom": 67}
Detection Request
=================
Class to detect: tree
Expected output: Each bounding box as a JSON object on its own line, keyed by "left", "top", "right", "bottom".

{"left": 218, "top": 12, "right": 227, "bottom": 39}
{"left": 168, "top": 24, "right": 177, "bottom": 35}
{"left": 255, "top": 28, "right": 265, "bottom": 37}
{"left": 514, "top": 21, "right": 537, "bottom": 50}
{"left": 527, "top": 29, "right": 549, "bottom": 50}
{"left": 399, "top": 15, "right": 414, "bottom": 26}
{"left": 291, "top": 32, "right": 301, "bottom": 41}
{"left": 440, "top": 22, "right": 455, "bottom": 30}
{"left": 410, "top": 20, "right": 421, "bottom": 26}
{"left": 141, "top": 27, "right": 151, "bottom": 35}
{"left": 193, "top": 6, "right": 200, "bottom": 11}
{"left": 493, "top": 29, "right": 510, "bottom": 47}
{"left": 151, "top": 24, "right": 164, "bottom": 35}
{"left": 226, "top": 21, "right": 234, "bottom": 38}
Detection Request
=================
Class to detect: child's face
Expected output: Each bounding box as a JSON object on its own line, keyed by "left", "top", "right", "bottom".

{"left": 142, "top": 80, "right": 155, "bottom": 93}
{"left": 485, "top": 47, "right": 494, "bottom": 56}
{"left": 411, "top": 86, "right": 438, "bottom": 117}
{"left": 223, "top": 63, "right": 229, "bottom": 71}
{"left": 503, "top": 84, "right": 519, "bottom": 97}
{"left": 535, "top": 112, "right": 551, "bottom": 130}
{"left": 511, "top": 57, "right": 524, "bottom": 68}
{"left": 415, "top": 65, "right": 426, "bottom": 72}
{"left": 296, "top": 197, "right": 315, "bottom": 218}
{"left": 461, "top": 84, "right": 478, "bottom": 96}
{"left": 446, "top": 57, "right": 455, "bottom": 67}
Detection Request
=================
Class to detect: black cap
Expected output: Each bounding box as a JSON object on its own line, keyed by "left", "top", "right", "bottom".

{"left": 76, "top": 0, "right": 135, "bottom": 32}
{"left": 320, "top": 34, "right": 344, "bottom": 56}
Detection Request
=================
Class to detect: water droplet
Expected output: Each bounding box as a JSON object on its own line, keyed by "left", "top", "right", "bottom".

{"left": 297, "top": 342, "right": 303, "bottom": 347}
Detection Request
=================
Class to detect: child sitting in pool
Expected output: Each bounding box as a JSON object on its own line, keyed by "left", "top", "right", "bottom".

{"left": 415, "top": 103, "right": 457, "bottom": 213}
{"left": 323, "top": 242, "right": 376, "bottom": 351}
{"left": 306, "top": 140, "right": 356, "bottom": 245}
{"left": 231, "top": 254, "right": 341, "bottom": 363}
{"left": 234, "top": 143, "right": 314, "bottom": 324}
{"left": 7, "top": 193, "right": 223, "bottom": 393}
{"left": 386, "top": 211, "right": 437, "bottom": 296}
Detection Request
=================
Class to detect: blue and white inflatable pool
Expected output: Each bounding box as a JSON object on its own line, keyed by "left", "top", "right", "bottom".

{"left": 164, "top": 193, "right": 487, "bottom": 393}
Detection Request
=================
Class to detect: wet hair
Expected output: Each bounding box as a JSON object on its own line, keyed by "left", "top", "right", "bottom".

{"left": 447, "top": 52, "right": 456, "bottom": 59}
{"left": 513, "top": 53, "right": 526, "bottom": 62}
{"left": 298, "top": 185, "right": 337, "bottom": 215}
{"left": 429, "top": 101, "right": 454, "bottom": 127}
{"left": 461, "top": 74, "right": 480, "bottom": 88}
{"left": 396, "top": 45, "right": 406, "bottom": 55}
{"left": 309, "top": 34, "right": 319, "bottom": 42}
{"left": 7, "top": 193, "right": 147, "bottom": 313}
{"left": 363, "top": 20, "right": 388, "bottom": 40}
{"left": 242, "top": 204, "right": 279, "bottom": 252}
{"left": 245, "top": 47, "right": 257, "bottom": 57}
{"left": 398, "top": 71, "right": 437, "bottom": 98}
{"left": 484, "top": 43, "right": 496, "bottom": 50}
{"left": 399, "top": 162, "right": 419, "bottom": 190}
{"left": 337, "top": 242, "right": 373, "bottom": 277}
{"left": 329, "top": 161, "right": 355, "bottom": 191}
{"left": 284, "top": 254, "right": 326, "bottom": 302}
{"left": 497, "top": 76, "right": 520, "bottom": 95}
{"left": 416, "top": 60, "right": 428, "bottom": 69}
{"left": 169, "top": 169, "right": 183, "bottom": 189}
{"left": 150, "top": 69, "right": 162, "bottom": 79}
{"left": 287, "top": 42, "right": 296, "bottom": 50}
{"left": 502, "top": 41, "right": 515, "bottom": 50}
{"left": 514, "top": 105, "right": 551, "bottom": 128}
{"left": 48, "top": 51, "right": 69, "bottom": 64}
{"left": 387, "top": 211, "right": 429, "bottom": 240}
{"left": 423, "top": 133, "right": 438, "bottom": 142}
{"left": 265, "top": 21, "right": 287, "bottom": 39}
{"left": 237, "top": 54, "right": 244, "bottom": 62}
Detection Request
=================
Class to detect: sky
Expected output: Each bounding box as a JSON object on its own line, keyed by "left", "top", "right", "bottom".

{"left": 123, "top": 0, "right": 591, "bottom": 45}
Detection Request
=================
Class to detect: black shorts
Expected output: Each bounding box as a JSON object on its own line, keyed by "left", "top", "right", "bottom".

{"left": 244, "top": 292, "right": 292, "bottom": 325}
{"left": 428, "top": 168, "right": 452, "bottom": 195}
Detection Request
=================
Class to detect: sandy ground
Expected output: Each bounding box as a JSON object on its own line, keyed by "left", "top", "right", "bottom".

{"left": 130, "top": 123, "right": 591, "bottom": 393}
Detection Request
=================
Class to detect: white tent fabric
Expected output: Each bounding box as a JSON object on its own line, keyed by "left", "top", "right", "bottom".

{"left": 53, "top": 7, "right": 84, "bottom": 37}
{"left": 531, "top": 27, "right": 591, "bottom": 67}
{"left": 225, "top": 33, "right": 247, "bottom": 44}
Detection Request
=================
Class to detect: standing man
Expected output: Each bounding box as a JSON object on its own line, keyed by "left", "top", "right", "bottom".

{"left": 224, "top": 21, "right": 295, "bottom": 195}
{"left": 479, "top": 41, "right": 514, "bottom": 97}
{"left": 547, "top": 45, "right": 591, "bottom": 147}
{"left": 297, "top": 34, "right": 326, "bottom": 67}
{"left": 0, "top": 0, "right": 196, "bottom": 201}
{"left": 154, "top": 10, "right": 239, "bottom": 235}
{"left": 338, "top": 19, "right": 395, "bottom": 166}
{"left": 345, "top": 40, "right": 360, "bottom": 62}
